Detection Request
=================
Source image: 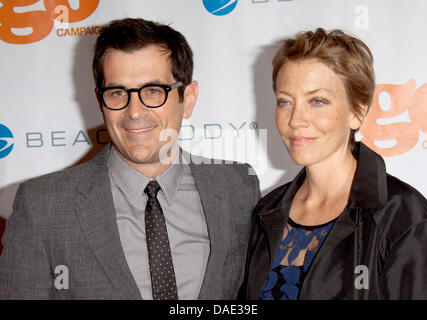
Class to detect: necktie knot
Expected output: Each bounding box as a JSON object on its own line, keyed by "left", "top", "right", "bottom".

{"left": 145, "top": 180, "right": 161, "bottom": 199}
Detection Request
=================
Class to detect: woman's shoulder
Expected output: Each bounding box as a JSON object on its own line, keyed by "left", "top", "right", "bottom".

{"left": 385, "top": 173, "right": 426, "bottom": 215}
{"left": 374, "top": 173, "right": 427, "bottom": 245}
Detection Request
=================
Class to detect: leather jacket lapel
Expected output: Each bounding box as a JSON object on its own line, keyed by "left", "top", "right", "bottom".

{"left": 258, "top": 169, "right": 306, "bottom": 264}
{"left": 298, "top": 207, "right": 358, "bottom": 299}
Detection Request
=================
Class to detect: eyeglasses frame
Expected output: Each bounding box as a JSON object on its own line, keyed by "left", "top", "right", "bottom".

{"left": 97, "top": 81, "right": 183, "bottom": 110}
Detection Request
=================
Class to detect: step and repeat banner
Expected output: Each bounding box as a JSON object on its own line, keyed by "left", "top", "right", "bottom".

{"left": 1, "top": 0, "right": 426, "bottom": 220}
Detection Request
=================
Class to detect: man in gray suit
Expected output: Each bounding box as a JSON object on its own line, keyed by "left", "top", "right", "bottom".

{"left": 0, "top": 18, "right": 260, "bottom": 299}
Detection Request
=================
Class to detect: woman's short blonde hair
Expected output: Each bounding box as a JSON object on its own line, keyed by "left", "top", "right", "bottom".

{"left": 272, "top": 28, "right": 375, "bottom": 149}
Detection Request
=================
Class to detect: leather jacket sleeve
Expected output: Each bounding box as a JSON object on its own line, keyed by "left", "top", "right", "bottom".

{"left": 379, "top": 220, "right": 427, "bottom": 299}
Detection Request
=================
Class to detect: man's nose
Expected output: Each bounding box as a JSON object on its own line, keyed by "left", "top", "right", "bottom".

{"left": 126, "top": 92, "right": 149, "bottom": 120}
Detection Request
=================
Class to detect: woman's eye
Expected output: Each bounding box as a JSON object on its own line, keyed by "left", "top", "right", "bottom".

{"left": 277, "top": 99, "right": 290, "bottom": 107}
{"left": 312, "top": 98, "right": 327, "bottom": 105}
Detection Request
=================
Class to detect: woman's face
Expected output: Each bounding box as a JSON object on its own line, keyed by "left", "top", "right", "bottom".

{"left": 275, "top": 59, "right": 362, "bottom": 167}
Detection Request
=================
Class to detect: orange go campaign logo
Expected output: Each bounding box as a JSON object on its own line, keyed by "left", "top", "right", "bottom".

{"left": 0, "top": 0, "right": 100, "bottom": 44}
{"left": 360, "top": 79, "right": 427, "bottom": 157}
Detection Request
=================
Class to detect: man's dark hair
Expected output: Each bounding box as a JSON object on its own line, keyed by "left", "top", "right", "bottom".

{"left": 93, "top": 18, "right": 193, "bottom": 101}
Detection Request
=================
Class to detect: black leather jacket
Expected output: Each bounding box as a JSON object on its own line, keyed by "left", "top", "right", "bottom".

{"left": 244, "top": 142, "right": 427, "bottom": 299}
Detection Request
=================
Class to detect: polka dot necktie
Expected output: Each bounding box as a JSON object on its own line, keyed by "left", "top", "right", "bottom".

{"left": 144, "top": 180, "right": 178, "bottom": 300}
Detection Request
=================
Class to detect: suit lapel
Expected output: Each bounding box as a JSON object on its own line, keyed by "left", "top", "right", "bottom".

{"left": 188, "top": 156, "right": 231, "bottom": 299}
{"left": 74, "top": 147, "right": 141, "bottom": 299}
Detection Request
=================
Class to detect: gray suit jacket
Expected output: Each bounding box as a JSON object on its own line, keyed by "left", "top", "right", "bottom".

{"left": 0, "top": 146, "right": 260, "bottom": 299}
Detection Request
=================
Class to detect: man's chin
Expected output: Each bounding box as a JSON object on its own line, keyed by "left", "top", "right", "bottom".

{"left": 126, "top": 152, "right": 160, "bottom": 166}
{"left": 113, "top": 145, "right": 154, "bottom": 164}
{"left": 114, "top": 142, "right": 179, "bottom": 167}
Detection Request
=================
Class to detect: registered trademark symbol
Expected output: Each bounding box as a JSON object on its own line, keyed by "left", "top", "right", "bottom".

{"left": 249, "top": 122, "right": 258, "bottom": 130}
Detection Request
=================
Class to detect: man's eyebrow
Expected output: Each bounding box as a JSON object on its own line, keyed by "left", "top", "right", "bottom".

{"left": 104, "top": 82, "right": 124, "bottom": 87}
{"left": 104, "top": 79, "right": 165, "bottom": 88}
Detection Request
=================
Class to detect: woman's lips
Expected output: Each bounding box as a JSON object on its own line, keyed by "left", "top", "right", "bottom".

{"left": 289, "top": 136, "right": 317, "bottom": 146}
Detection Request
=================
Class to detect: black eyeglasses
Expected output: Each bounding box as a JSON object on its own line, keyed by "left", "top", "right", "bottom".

{"left": 97, "top": 81, "right": 183, "bottom": 110}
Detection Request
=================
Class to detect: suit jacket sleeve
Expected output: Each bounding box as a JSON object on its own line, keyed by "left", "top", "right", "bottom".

{"left": 0, "top": 183, "right": 55, "bottom": 299}
{"left": 379, "top": 220, "right": 427, "bottom": 299}
{"left": 236, "top": 164, "right": 261, "bottom": 299}
{"left": 248, "top": 164, "right": 261, "bottom": 209}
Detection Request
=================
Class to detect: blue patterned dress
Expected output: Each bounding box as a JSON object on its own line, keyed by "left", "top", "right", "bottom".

{"left": 259, "top": 218, "right": 336, "bottom": 300}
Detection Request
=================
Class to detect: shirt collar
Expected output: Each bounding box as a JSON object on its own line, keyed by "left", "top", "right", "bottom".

{"left": 156, "top": 151, "right": 186, "bottom": 206}
{"left": 107, "top": 146, "right": 185, "bottom": 207}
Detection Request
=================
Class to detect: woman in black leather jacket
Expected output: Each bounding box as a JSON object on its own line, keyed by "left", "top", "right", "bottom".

{"left": 243, "top": 28, "right": 427, "bottom": 300}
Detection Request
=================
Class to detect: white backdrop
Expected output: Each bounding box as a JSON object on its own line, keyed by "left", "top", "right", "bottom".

{"left": 1, "top": 0, "right": 426, "bottom": 219}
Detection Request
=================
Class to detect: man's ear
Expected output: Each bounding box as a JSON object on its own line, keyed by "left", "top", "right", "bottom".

{"left": 183, "top": 81, "right": 199, "bottom": 119}
{"left": 349, "top": 104, "right": 368, "bottom": 130}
